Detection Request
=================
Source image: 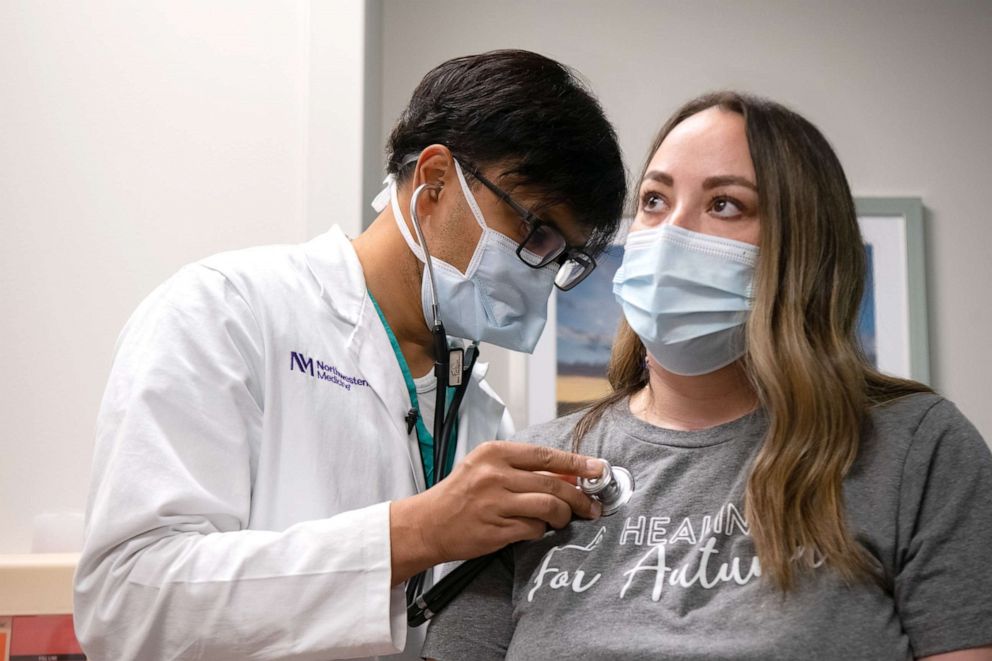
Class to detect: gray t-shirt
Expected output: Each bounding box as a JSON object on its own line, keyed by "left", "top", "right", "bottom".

{"left": 422, "top": 393, "right": 992, "bottom": 660}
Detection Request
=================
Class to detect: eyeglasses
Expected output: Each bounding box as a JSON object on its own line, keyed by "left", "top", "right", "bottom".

{"left": 463, "top": 166, "right": 597, "bottom": 291}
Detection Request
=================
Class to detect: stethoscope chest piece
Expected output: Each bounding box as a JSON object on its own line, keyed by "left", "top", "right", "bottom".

{"left": 578, "top": 460, "right": 635, "bottom": 516}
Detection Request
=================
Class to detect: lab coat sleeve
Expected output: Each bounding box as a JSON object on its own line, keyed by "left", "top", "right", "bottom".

{"left": 74, "top": 265, "right": 405, "bottom": 661}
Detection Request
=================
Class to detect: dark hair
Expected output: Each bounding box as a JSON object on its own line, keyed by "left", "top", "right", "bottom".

{"left": 386, "top": 49, "right": 627, "bottom": 256}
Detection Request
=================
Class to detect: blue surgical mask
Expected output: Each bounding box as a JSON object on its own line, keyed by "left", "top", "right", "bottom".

{"left": 612, "top": 224, "right": 759, "bottom": 376}
{"left": 372, "top": 159, "right": 557, "bottom": 353}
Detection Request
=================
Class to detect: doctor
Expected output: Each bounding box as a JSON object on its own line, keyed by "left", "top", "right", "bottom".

{"left": 74, "top": 50, "right": 628, "bottom": 660}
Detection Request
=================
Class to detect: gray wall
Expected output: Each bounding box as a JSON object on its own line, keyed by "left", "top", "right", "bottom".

{"left": 380, "top": 0, "right": 992, "bottom": 439}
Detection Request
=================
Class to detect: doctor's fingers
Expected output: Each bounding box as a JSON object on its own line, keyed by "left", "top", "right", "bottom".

{"left": 498, "top": 492, "right": 574, "bottom": 530}
{"left": 498, "top": 516, "right": 549, "bottom": 544}
{"left": 474, "top": 441, "right": 603, "bottom": 480}
{"left": 534, "top": 470, "right": 579, "bottom": 486}
{"left": 502, "top": 469, "right": 602, "bottom": 520}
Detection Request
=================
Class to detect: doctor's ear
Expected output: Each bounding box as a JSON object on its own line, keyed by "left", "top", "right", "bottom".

{"left": 412, "top": 144, "right": 455, "bottom": 196}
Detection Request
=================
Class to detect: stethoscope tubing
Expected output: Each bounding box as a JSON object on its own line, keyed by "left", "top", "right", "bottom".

{"left": 434, "top": 345, "right": 478, "bottom": 484}
{"left": 408, "top": 183, "right": 443, "bottom": 328}
{"left": 404, "top": 180, "right": 482, "bottom": 609}
{"left": 408, "top": 552, "right": 498, "bottom": 627}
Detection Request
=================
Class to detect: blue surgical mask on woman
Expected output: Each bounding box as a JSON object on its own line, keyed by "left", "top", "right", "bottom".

{"left": 612, "top": 224, "right": 759, "bottom": 376}
{"left": 373, "top": 159, "right": 557, "bottom": 353}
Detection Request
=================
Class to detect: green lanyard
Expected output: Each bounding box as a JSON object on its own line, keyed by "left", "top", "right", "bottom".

{"left": 368, "top": 291, "right": 457, "bottom": 488}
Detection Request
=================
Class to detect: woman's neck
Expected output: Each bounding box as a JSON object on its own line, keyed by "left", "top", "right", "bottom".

{"left": 630, "top": 358, "right": 758, "bottom": 431}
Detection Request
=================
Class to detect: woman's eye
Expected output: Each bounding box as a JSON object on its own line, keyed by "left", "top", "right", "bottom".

{"left": 641, "top": 192, "right": 666, "bottom": 213}
{"left": 711, "top": 197, "right": 744, "bottom": 218}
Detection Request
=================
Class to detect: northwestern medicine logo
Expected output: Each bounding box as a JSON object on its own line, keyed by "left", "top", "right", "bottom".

{"left": 290, "top": 351, "right": 369, "bottom": 391}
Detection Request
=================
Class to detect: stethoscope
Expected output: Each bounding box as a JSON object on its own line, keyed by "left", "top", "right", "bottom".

{"left": 403, "top": 181, "right": 480, "bottom": 606}
{"left": 407, "top": 459, "right": 635, "bottom": 626}
{"left": 400, "top": 179, "right": 636, "bottom": 625}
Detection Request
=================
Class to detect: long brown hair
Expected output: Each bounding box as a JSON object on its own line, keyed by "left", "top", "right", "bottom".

{"left": 574, "top": 92, "right": 931, "bottom": 590}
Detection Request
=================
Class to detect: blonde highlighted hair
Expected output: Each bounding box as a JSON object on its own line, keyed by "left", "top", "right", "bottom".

{"left": 574, "top": 92, "right": 931, "bottom": 590}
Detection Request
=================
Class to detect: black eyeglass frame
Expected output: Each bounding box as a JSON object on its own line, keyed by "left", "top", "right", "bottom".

{"left": 461, "top": 164, "right": 598, "bottom": 292}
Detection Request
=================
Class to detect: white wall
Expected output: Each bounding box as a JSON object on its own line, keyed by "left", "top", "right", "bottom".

{"left": 2, "top": 0, "right": 989, "bottom": 554}
{"left": 379, "top": 0, "right": 992, "bottom": 440}
{"left": 0, "top": 0, "right": 377, "bottom": 553}
{"left": 306, "top": 0, "right": 383, "bottom": 237}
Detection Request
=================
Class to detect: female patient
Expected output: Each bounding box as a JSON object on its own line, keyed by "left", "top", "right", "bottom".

{"left": 421, "top": 92, "right": 992, "bottom": 660}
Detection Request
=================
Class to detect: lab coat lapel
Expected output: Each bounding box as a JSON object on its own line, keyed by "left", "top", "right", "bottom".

{"left": 304, "top": 226, "right": 426, "bottom": 493}
{"left": 353, "top": 301, "right": 427, "bottom": 492}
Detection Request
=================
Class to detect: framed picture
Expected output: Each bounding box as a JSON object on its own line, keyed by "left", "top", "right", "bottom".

{"left": 854, "top": 197, "right": 930, "bottom": 384}
{"left": 553, "top": 243, "right": 627, "bottom": 417}
{"left": 526, "top": 239, "right": 627, "bottom": 427}
{"left": 524, "top": 198, "right": 929, "bottom": 427}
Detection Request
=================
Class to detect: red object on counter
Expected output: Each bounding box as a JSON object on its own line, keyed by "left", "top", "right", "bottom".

{"left": 10, "top": 614, "right": 83, "bottom": 657}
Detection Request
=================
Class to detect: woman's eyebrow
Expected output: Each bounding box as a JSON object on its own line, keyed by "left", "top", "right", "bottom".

{"left": 642, "top": 170, "right": 674, "bottom": 186}
{"left": 642, "top": 171, "right": 758, "bottom": 192}
{"left": 703, "top": 175, "right": 758, "bottom": 191}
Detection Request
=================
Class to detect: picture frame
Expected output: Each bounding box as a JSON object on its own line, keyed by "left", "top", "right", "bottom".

{"left": 854, "top": 197, "right": 930, "bottom": 385}
{"left": 522, "top": 198, "right": 929, "bottom": 428}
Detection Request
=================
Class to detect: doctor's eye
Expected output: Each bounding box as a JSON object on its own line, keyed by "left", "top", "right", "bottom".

{"left": 526, "top": 223, "right": 556, "bottom": 252}
{"left": 710, "top": 196, "right": 745, "bottom": 219}
{"left": 516, "top": 217, "right": 532, "bottom": 241}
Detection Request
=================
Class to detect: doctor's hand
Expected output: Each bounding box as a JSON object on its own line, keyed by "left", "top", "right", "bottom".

{"left": 389, "top": 441, "right": 604, "bottom": 584}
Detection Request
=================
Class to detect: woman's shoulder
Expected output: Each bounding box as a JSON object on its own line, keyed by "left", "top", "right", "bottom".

{"left": 868, "top": 391, "right": 946, "bottom": 433}
{"left": 868, "top": 392, "right": 979, "bottom": 443}
{"left": 864, "top": 391, "right": 989, "bottom": 473}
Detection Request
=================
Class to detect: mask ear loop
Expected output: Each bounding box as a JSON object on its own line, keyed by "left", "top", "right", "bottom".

{"left": 409, "top": 182, "right": 444, "bottom": 330}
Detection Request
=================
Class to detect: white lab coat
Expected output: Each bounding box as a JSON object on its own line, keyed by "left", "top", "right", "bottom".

{"left": 74, "top": 226, "right": 513, "bottom": 661}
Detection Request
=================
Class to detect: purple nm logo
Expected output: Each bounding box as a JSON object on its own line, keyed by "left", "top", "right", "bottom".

{"left": 290, "top": 351, "right": 314, "bottom": 375}
{"left": 290, "top": 351, "right": 369, "bottom": 391}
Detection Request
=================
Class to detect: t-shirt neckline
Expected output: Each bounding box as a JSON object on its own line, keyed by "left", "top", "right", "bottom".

{"left": 609, "top": 397, "right": 767, "bottom": 448}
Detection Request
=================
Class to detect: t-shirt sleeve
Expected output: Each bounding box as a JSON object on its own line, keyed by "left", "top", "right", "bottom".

{"left": 894, "top": 399, "right": 992, "bottom": 657}
{"left": 421, "top": 550, "right": 516, "bottom": 661}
